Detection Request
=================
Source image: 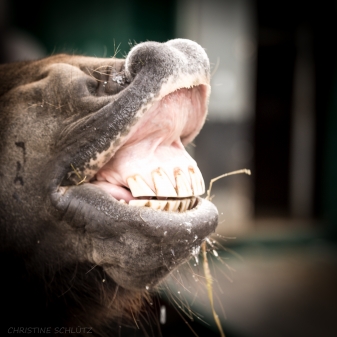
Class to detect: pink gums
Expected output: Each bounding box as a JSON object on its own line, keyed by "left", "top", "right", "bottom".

{"left": 92, "top": 86, "right": 208, "bottom": 201}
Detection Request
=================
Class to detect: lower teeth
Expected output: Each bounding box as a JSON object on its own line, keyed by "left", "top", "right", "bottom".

{"left": 128, "top": 197, "right": 196, "bottom": 212}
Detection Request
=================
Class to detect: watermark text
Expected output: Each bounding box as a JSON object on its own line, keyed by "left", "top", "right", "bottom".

{"left": 7, "top": 327, "right": 92, "bottom": 334}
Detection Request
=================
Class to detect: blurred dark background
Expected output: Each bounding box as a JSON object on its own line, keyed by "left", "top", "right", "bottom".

{"left": 1, "top": 0, "right": 336, "bottom": 336}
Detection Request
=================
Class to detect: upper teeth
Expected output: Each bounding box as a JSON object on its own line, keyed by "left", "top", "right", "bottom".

{"left": 126, "top": 175, "right": 156, "bottom": 197}
{"left": 152, "top": 168, "right": 178, "bottom": 197}
{"left": 175, "top": 168, "right": 193, "bottom": 197}
{"left": 127, "top": 167, "right": 204, "bottom": 198}
{"left": 126, "top": 167, "right": 204, "bottom": 212}
{"left": 189, "top": 167, "right": 205, "bottom": 196}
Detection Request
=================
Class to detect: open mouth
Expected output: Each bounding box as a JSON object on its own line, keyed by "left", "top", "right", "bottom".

{"left": 94, "top": 163, "right": 204, "bottom": 212}
{"left": 49, "top": 40, "right": 214, "bottom": 222}
{"left": 63, "top": 83, "right": 209, "bottom": 214}
{"left": 127, "top": 171, "right": 201, "bottom": 212}
{"left": 53, "top": 40, "right": 212, "bottom": 218}
{"left": 48, "top": 39, "right": 218, "bottom": 289}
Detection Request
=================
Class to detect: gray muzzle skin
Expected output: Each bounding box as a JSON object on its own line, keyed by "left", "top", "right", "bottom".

{"left": 0, "top": 38, "right": 218, "bottom": 333}
{"left": 48, "top": 39, "right": 218, "bottom": 290}
{"left": 52, "top": 185, "right": 218, "bottom": 290}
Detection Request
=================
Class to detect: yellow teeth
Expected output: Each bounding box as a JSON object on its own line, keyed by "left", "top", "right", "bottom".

{"left": 179, "top": 199, "right": 190, "bottom": 212}
{"left": 126, "top": 167, "right": 204, "bottom": 212}
{"left": 190, "top": 197, "right": 196, "bottom": 209}
{"left": 188, "top": 167, "right": 205, "bottom": 196}
{"left": 126, "top": 199, "right": 148, "bottom": 207}
{"left": 128, "top": 198, "right": 196, "bottom": 212}
{"left": 147, "top": 200, "right": 168, "bottom": 210}
{"left": 127, "top": 175, "right": 156, "bottom": 197}
{"left": 152, "top": 168, "right": 178, "bottom": 197}
{"left": 165, "top": 200, "right": 180, "bottom": 212}
{"left": 174, "top": 169, "right": 193, "bottom": 197}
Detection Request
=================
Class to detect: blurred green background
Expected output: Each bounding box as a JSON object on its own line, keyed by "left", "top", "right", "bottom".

{"left": 10, "top": 0, "right": 176, "bottom": 57}
{"left": 1, "top": 0, "right": 337, "bottom": 336}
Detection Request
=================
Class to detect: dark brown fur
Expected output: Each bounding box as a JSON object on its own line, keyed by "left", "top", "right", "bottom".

{"left": 0, "top": 40, "right": 217, "bottom": 336}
